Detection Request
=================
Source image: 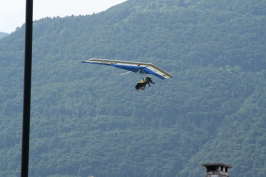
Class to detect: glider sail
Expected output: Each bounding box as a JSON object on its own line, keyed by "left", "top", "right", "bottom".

{"left": 81, "top": 58, "right": 172, "bottom": 79}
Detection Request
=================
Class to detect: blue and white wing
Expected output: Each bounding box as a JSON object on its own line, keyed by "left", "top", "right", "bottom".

{"left": 81, "top": 58, "right": 172, "bottom": 79}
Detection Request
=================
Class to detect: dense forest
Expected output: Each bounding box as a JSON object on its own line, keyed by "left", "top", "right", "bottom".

{"left": 0, "top": 0, "right": 266, "bottom": 177}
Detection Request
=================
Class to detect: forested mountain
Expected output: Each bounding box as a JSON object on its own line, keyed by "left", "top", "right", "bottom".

{"left": 0, "top": 0, "right": 266, "bottom": 177}
{"left": 0, "top": 32, "right": 8, "bottom": 39}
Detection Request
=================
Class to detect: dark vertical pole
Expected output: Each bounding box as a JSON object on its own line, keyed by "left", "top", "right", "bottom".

{"left": 21, "top": 0, "right": 33, "bottom": 177}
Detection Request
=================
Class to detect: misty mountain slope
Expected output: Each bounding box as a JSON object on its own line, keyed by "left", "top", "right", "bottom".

{"left": 0, "top": 32, "right": 8, "bottom": 39}
{"left": 22, "top": 0, "right": 266, "bottom": 71}
{"left": 0, "top": 0, "right": 266, "bottom": 177}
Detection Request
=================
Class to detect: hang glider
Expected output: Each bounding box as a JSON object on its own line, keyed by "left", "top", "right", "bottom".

{"left": 81, "top": 58, "right": 172, "bottom": 79}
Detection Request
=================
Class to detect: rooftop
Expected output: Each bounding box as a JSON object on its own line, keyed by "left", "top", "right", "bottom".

{"left": 201, "top": 163, "right": 233, "bottom": 168}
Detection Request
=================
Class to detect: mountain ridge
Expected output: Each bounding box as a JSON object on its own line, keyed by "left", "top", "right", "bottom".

{"left": 0, "top": 32, "right": 8, "bottom": 39}
{"left": 0, "top": 0, "right": 266, "bottom": 176}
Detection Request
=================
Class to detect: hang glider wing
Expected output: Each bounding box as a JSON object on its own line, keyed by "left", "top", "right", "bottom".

{"left": 81, "top": 58, "right": 172, "bottom": 79}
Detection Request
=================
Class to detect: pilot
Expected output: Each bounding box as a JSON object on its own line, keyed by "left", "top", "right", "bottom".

{"left": 135, "top": 77, "right": 155, "bottom": 90}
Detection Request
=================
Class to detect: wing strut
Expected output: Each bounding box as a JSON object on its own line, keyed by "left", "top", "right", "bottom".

{"left": 138, "top": 69, "right": 150, "bottom": 78}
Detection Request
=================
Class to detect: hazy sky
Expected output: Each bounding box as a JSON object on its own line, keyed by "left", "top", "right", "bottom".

{"left": 0, "top": 0, "right": 127, "bottom": 33}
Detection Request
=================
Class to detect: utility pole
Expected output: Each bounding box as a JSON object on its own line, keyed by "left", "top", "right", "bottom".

{"left": 21, "top": 0, "right": 33, "bottom": 176}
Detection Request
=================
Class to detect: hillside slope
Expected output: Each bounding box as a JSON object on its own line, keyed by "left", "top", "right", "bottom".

{"left": 0, "top": 32, "right": 8, "bottom": 39}
{"left": 0, "top": 0, "right": 265, "bottom": 177}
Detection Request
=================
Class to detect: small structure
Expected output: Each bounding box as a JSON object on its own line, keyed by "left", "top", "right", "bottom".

{"left": 201, "top": 163, "right": 232, "bottom": 177}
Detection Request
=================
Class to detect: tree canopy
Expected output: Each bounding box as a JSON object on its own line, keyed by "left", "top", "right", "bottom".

{"left": 0, "top": 0, "right": 266, "bottom": 177}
